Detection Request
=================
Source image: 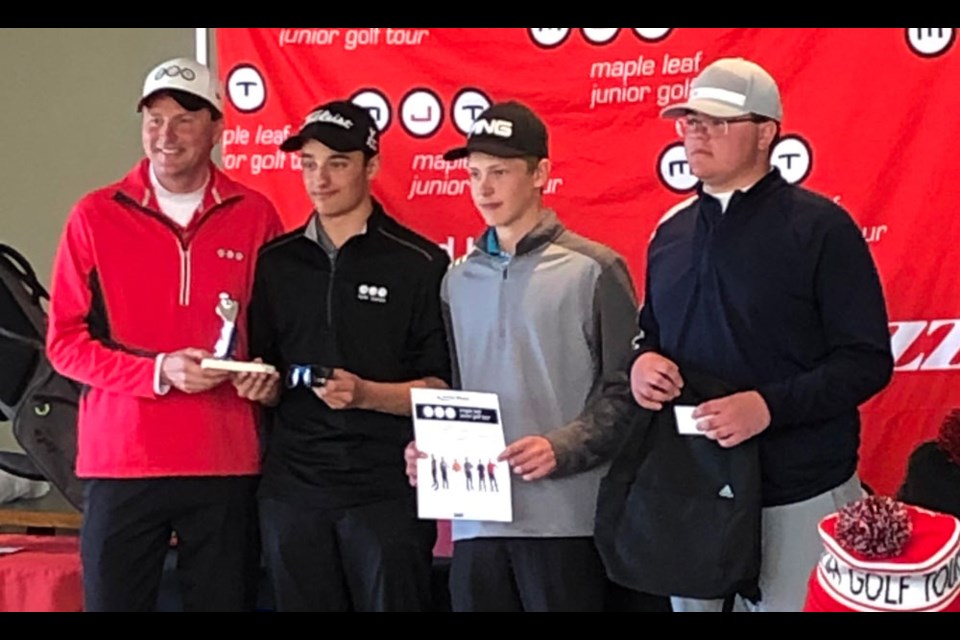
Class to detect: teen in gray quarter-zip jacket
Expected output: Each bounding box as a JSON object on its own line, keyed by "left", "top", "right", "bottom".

{"left": 407, "top": 101, "right": 639, "bottom": 612}
{"left": 443, "top": 211, "right": 637, "bottom": 542}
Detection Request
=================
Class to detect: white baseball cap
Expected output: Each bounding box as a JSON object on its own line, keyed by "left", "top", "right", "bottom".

{"left": 660, "top": 57, "right": 782, "bottom": 122}
{"left": 137, "top": 57, "right": 222, "bottom": 114}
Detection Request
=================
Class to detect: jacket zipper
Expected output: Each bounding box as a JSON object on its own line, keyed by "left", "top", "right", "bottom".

{"left": 114, "top": 192, "right": 239, "bottom": 309}
{"left": 498, "top": 260, "right": 508, "bottom": 341}
{"left": 178, "top": 243, "right": 191, "bottom": 307}
{"left": 326, "top": 253, "right": 337, "bottom": 333}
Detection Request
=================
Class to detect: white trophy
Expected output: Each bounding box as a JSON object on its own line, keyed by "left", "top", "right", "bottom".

{"left": 199, "top": 292, "right": 277, "bottom": 374}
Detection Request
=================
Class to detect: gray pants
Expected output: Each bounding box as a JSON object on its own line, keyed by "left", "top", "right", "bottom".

{"left": 671, "top": 473, "right": 864, "bottom": 612}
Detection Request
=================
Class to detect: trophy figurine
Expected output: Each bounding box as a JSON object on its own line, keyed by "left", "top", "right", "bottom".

{"left": 199, "top": 292, "right": 277, "bottom": 374}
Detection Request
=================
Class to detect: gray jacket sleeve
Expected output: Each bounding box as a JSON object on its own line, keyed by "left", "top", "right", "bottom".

{"left": 545, "top": 254, "right": 641, "bottom": 476}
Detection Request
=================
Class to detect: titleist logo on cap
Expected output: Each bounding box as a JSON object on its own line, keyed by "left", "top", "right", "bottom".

{"left": 303, "top": 109, "right": 353, "bottom": 129}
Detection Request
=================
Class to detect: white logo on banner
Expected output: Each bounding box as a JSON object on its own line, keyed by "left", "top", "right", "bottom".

{"left": 906, "top": 28, "right": 955, "bottom": 57}
{"left": 351, "top": 89, "right": 392, "bottom": 132}
{"left": 581, "top": 29, "right": 620, "bottom": 45}
{"left": 772, "top": 135, "right": 812, "bottom": 185}
{"left": 633, "top": 28, "right": 672, "bottom": 42}
{"left": 528, "top": 28, "right": 571, "bottom": 48}
{"left": 890, "top": 319, "right": 960, "bottom": 371}
{"left": 400, "top": 88, "right": 443, "bottom": 138}
{"left": 658, "top": 143, "right": 697, "bottom": 193}
{"left": 452, "top": 89, "right": 492, "bottom": 136}
{"left": 226, "top": 64, "right": 266, "bottom": 113}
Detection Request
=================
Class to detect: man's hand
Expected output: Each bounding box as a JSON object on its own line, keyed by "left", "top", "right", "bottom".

{"left": 404, "top": 441, "right": 427, "bottom": 487}
{"left": 630, "top": 352, "right": 684, "bottom": 410}
{"left": 231, "top": 358, "right": 281, "bottom": 406}
{"left": 313, "top": 368, "right": 368, "bottom": 410}
{"left": 693, "top": 391, "right": 771, "bottom": 448}
{"left": 160, "top": 348, "right": 229, "bottom": 394}
{"left": 498, "top": 436, "right": 557, "bottom": 481}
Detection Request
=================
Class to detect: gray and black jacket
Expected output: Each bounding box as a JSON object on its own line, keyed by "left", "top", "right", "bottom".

{"left": 442, "top": 210, "right": 638, "bottom": 540}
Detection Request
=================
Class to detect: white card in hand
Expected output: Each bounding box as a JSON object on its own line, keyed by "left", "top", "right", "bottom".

{"left": 673, "top": 405, "right": 704, "bottom": 436}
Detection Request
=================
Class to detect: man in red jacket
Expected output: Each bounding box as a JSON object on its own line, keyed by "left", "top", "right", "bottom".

{"left": 46, "top": 57, "right": 283, "bottom": 611}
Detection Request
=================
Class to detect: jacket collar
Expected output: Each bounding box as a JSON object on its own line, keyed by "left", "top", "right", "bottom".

{"left": 475, "top": 209, "right": 565, "bottom": 258}
{"left": 303, "top": 198, "right": 388, "bottom": 241}
{"left": 696, "top": 166, "right": 785, "bottom": 208}
{"left": 116, "top": 157, "right": 244, "bottom": 215}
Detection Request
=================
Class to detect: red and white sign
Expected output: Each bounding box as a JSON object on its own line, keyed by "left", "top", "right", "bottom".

{"left": 216, "top": 27, "right": 960, "bottom": 500}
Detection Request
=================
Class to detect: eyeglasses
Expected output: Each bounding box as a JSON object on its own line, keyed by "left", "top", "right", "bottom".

{"left": 675, "top": 115, "right": 763, "bottom": 138}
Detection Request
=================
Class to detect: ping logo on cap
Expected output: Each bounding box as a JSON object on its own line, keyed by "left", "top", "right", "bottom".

{"left": 304, "top": 109, "right": 354, "bottom": 130}
{"left": 470, "top": 118, "right": 513, "bottom": 138}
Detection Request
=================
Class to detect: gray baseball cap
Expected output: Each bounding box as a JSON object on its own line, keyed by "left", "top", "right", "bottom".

{"left": 660, "top": 57, "right": 782, "bottom": 122}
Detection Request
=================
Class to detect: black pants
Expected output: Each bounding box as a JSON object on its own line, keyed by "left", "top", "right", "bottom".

{"left": 450, "top": 537, "right": 608, "bottom": 612}
{"left": 81, "top": 476, "right": 259, "bottom": 612}
{"left": 259, "top": 495, "right": 437, "bottom": 611}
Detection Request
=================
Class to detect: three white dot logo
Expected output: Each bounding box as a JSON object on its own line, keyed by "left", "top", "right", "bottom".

{"left": 422, "top": 405, "right": 458, "bottom": 420}
{"left": 216, "top": 248, "right": 245, "bottom": 261}
{"left": 530, "top": 28, "right": 673, "bottom": 48}
{"left": 357, "top": 283, "right": 389, "bottom": 303}
{"left": 906, "top": 28, "right": 955, "bottom": 57}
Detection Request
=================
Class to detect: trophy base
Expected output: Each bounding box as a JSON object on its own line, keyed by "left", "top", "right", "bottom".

{"left": 200, "top": 359, "right": 277, "bottom": 374}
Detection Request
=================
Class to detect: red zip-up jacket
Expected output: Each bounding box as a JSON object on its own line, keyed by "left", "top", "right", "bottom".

{"left": 47, "top": 158, "right": 284, "bottom": 478}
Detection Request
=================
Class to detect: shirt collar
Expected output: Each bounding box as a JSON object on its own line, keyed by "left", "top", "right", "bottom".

{"left": 305, "top": 213, "right": 368, "bottom": 255}
{"left": 476, "top": 209, "right": 565, "bottom": 258}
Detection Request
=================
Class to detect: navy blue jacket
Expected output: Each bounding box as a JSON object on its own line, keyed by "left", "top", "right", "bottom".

{"left": 635, "top": 169, "right": 893, "bottom": 506}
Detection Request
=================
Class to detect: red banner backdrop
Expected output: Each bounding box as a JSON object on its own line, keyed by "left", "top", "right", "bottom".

{"left": 216, "top": 27, "right": 960, "bottom": 497}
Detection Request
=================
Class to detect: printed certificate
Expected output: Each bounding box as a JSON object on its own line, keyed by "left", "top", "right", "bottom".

{"left": 411, "top": 388, "right": 512, "bottom": 522}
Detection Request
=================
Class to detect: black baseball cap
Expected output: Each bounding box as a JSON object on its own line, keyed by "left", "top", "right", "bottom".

{"left": 280, "top": 100, "right": 380, "bottom": 157}
{"left": 443, "top": 101, "right": 548, "bottom": 161}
